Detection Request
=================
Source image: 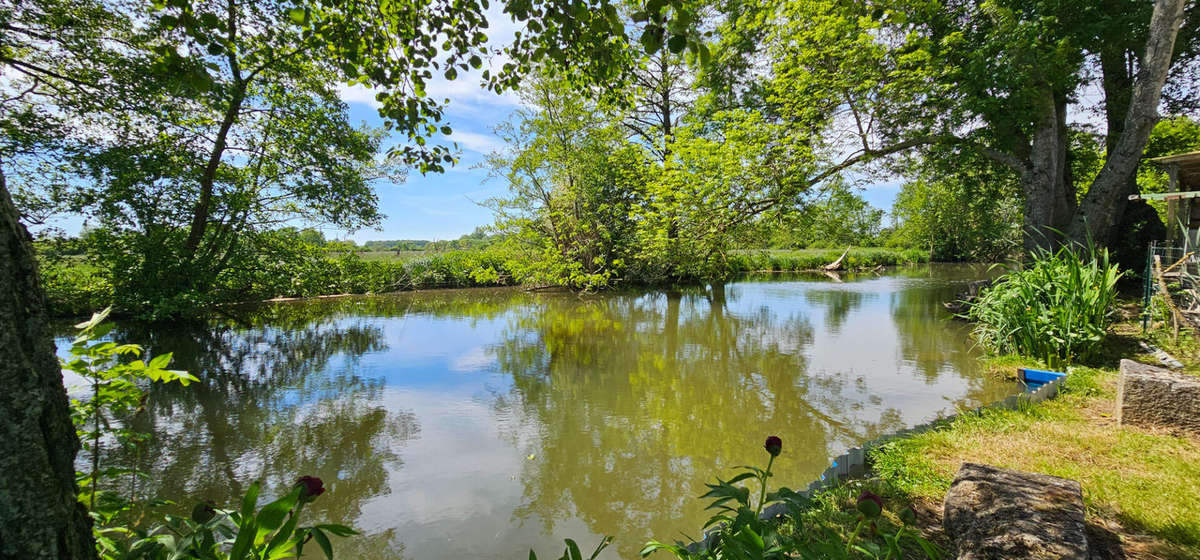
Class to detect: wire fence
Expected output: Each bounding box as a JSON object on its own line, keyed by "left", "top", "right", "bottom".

{"left": 1141, "top": 240, "right": 1200, "bottom": 334}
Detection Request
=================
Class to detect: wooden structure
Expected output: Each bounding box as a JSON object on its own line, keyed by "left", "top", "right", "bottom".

{"left": 1131, "top": 150, "right": 1200, "bottom": 243}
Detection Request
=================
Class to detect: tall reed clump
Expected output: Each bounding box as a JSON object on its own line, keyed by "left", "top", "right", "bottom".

{"left": 968, "top": 244, "right": 1122, "bottom": 368}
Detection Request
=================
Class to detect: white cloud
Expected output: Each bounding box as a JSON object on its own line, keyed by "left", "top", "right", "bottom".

{"left": 449, "top": 130, "right": 505, "bottom": 155}
{"left": 337, "top": 83, "right": 382, "bottom": 110}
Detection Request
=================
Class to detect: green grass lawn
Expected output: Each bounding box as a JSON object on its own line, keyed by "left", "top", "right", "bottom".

{"left": 867, "top": 333, "right": 1200, "bottom": 559}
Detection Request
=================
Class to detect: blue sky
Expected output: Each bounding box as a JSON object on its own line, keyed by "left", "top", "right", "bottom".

{"left": 336, "top": 83, "right": 521, "bottom": 243}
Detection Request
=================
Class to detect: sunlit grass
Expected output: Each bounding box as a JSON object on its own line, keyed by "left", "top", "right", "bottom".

{"left": 869, "top": 360, "right": 1200, "bottom": 558}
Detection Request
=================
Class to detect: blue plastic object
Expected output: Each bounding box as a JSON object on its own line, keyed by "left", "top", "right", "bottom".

{"left": 1018, "top": 368, "right": 1066, "bottom": 390}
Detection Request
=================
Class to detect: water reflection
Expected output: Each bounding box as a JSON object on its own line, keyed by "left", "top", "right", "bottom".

{"left": 66, "top": 264, "right": 1010, "bottom": 559}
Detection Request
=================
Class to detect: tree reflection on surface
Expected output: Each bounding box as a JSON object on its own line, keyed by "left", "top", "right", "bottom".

{"left": 66, "top": 265, "right": 1011, "bottom": 560}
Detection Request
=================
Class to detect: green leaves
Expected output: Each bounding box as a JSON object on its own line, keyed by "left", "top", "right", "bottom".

{"left": 531, "top": 536, "right": 613, "bottom": 560}
{"left": 968, "top": 244, "right": 1122, "bottom": 367}
{"left": 641, "top": 26, "right": 664, "bottom": 54}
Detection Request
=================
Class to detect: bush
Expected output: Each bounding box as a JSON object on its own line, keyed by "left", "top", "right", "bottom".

{"left": 41, "top": 261, "right": 114, "bottom": 316}
{"left": 968, "top": 245, "right": 1122, "bottom": 367}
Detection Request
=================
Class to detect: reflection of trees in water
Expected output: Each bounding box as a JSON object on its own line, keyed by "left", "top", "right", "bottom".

{"left": 78, "top": 270, "right": 995, "bottom": 560}
{"left": 886, "top": 275, "right": 1007, "bottom": 409}
{"left": 802, "top": 289, "right": 873, "bottom": 333}
{"left": 100, "top": 315, "right": 417, "bottom": 560}
{"left": 485, "top": 284, "right": 907, "bottom": 557}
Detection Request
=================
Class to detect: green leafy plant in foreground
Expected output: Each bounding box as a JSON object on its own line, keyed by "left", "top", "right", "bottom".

{"left": 114, "top": 477, "right": 357, "bottom": 560}
{"left": 968, "top": 243, "right": 1122, "bottom": 368}
{"left": 640, "top": 436, "right": 940, "bottom": 559}
{"left": 66, "top": 307, "right": 357, "bottom": 558}
{"left": 530, "top": 536, "right": 614, "bottom": 560}
{"left": 65, "top": 306, "right": 198, "bottom": 533}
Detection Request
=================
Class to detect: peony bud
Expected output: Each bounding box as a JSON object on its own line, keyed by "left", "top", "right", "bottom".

{"left": 764, "top": 435, "right": 782, "bottom": 457}
{"left": 191, "top": 501, "right": 216, "bottom": 524}
{"left": 856, "top": 490, "right": 883, "bottom": 519}
{"left": 296, "top": 475, "right": 326, "bottom": 500}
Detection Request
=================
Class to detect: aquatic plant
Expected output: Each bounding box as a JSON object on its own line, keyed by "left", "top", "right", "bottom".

{"left": 968, "top": 244, "right": 1122, "bottom": 367}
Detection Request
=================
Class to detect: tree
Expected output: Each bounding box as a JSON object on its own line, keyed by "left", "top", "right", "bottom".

{"left": 756, "top": 182, "right": 886, "bottom": 250}
{"left": 891, "top": 151, "right": 1022, "bottom": 262}
{"left": 487, "top": 73, "right": 650, "bottom": 288}
{"left": 642, "top": 109, "right": 814, "bottom": 280}
{"left": 0, "top": 0, "right": 707, "bottom": 552}
{"left": 0, "top": 168, "right": 97, "bottom": 559}
{"left": 723, "top": 0, "right": 1198, "bottom": 252}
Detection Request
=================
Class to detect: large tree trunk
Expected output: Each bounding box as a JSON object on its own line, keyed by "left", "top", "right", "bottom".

{"left": 1019, "top": 90, "right": 1075, "bottom": 253}
{"left": 1069, "top": 0, "right": 1187, "bottom": 244}
{"left": 0, "top": 167, "right": 96, "bottom": 558}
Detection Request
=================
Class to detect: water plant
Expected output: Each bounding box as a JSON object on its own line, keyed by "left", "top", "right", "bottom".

{"left": 968, "top": 243, "right": 1121, "bottom": 368}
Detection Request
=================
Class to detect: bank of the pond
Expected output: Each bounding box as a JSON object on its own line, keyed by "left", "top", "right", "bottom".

{"left": 41, "top": 247, "right": 930, "bottom": 317}
{"left": 850, "top": 342, "right": 1200, "bottom": 559}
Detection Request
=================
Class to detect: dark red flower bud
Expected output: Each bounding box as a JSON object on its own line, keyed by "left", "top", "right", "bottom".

{"left": 296, "top": 475, "right": 325, "bottom": 500}
{"left": 764, "top": 435, "right": 782, "bottom": 457}
{"left": 856, "top": 490, "right": 883, "bottom": 519}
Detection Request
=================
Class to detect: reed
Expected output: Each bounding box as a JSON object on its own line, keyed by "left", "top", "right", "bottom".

{"left": 968, "top": 244, "right": 1122, "bottom": 368}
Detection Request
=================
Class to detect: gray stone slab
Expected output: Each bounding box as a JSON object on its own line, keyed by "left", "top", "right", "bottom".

{"left": 1117, "top": 359, "right": 1200, "bottom": 435}
{"left": 943, "top": 463, "right": 1088, "bottom": 560}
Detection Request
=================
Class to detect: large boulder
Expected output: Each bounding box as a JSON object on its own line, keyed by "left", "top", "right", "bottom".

{"left": 943, "top": 463, "right": 1088, "bottom": 559}
{"left": 1116, "top": 359, "right": 1200, "bottom": 435}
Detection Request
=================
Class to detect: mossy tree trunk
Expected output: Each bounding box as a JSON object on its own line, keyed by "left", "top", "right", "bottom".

{"left": 0, "top": 165, "right": 96, "bottom": 559}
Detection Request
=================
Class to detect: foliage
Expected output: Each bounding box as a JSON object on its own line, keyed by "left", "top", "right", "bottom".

{"left": 487, "top": 73, "right": 650, "bottom": 289}
{"left": 65, "top": 307, "right": 198, "bottom": 521}
{"left": 529, "top": 537, "right": 613, "bottom": 560}
{"left": 890, "top": 150, "right": 1022, "bottom": 262}
{"left": 750, "top": 182, "right": 885, "bottom": 250}
{"left": 639, "top": 109, "right": 813, "bottom": 283}
{"left": 108, "top": 480, "right": 356, "bottom": 560}
{"left": 968, "top": 245, "right": 1122, "bottom": 368}
{"left": 641, "top": 437, "right": 940, "bottom": 559}
{"left": 728, "top": 248, "right": 927, "bottom": 273}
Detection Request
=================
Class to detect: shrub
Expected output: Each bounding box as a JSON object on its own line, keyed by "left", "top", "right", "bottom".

{"left": 968, "top": 244, "right": 1122, "bottom": 367}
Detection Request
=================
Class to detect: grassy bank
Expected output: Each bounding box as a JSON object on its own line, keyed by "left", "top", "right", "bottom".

{"left": 862, "top": 335, "right": 1200, "bottom": 558}
{"left": 731, "top": 247, "right": 929, "bottom": 272}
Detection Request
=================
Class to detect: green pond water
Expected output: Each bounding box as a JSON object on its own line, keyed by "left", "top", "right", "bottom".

{"left": 64, "top": 264, "right": 1014, "bottom": 559}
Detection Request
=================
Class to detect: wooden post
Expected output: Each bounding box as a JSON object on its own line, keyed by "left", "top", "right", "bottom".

{"left": 1167, "top": 165, "right": 1180, "bottom": 243}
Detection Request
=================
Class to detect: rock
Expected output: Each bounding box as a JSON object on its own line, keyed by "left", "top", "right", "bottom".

{"left": 1116, "top": 359, "right": 1200, "bottom": 435}
{"left": 943, "top": 463, "right": 1088, "bottom": 560}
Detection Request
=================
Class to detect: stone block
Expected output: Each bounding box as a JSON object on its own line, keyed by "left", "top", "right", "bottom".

{"left": 943, "top": 463, "right": 1088, "bottom": 560}
{"left": 1116, "top": 359, "right": 1200, "bottom": 435}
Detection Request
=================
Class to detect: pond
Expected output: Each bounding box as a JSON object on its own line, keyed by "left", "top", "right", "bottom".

{"left": 65, "top": 264, "right": 1013, "bottom": 559}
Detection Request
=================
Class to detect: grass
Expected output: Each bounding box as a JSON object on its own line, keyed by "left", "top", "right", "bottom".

{"left": 731, "top": 247, "right": 929, "bottom": 272}
{"left": 866, "top": 342, "right": 1200, "bottom": 559}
